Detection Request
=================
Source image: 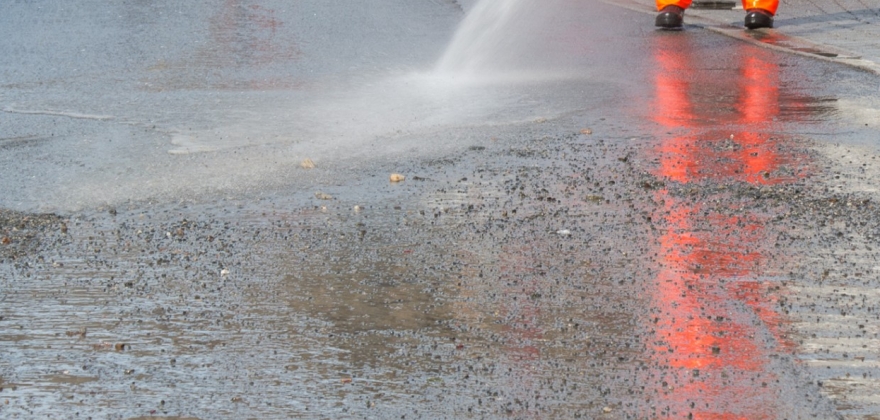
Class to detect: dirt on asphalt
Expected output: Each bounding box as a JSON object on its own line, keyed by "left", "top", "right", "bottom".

{"left": 3, "top": 112, "right": 880, "bottom": 419}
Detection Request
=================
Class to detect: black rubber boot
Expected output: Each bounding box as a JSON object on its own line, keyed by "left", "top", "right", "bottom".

{"left": 655, "top": 5, "right": 684, "bottom": 29}
{"left": 744, "top": 9, "right": 774, "bottom": 29}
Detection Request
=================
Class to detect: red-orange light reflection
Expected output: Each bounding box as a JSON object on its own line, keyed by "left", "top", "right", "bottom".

{"left": 643, "top": 35, "right": 807, "bottom": 419}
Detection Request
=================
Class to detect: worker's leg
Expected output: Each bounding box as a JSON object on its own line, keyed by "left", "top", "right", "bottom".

{"left": 657, "top": 0, "right": 691, "bottom": 11}
{"left": 742, "top": 0, "right": 778, "bottom": 14}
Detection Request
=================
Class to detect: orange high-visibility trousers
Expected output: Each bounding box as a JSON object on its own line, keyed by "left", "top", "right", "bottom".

{"left": 657, "top": 0, "right": 779, "bottom": 15}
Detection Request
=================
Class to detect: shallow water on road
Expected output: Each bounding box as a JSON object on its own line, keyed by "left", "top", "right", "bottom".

{"left": 0, "top": 118, "right": 861, "bottom": 418}
{"left": 4, "top": 1, "right": 880, "bottom": 419}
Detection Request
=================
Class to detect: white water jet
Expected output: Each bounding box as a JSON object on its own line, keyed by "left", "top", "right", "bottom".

{"left": 437, "top": 0, "right": 532, "bottom": 73}
{"left": 164, "top": 0, "right": 589, "bottom": 156}
{"left": 168, "top": 0, "right": 587, "bottom": 155}
{"left": 435, "top": 0, "right": 574, "bottom": 81}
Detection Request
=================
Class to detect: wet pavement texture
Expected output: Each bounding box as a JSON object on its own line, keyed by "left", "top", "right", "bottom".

{"left": 3, "top": 1, "right": 880, "bottom": 419}
{"left": 615, "top": 0, "right": 880, "bottom": 74}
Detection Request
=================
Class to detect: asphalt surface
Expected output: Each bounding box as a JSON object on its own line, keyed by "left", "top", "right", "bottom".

{"left": 3, "top": 1, "right": 880, "bottom": 419}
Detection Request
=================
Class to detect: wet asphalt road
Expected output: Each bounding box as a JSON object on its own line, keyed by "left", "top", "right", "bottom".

{"left": 3, "top": 1, "right": 880, "bottom": 419}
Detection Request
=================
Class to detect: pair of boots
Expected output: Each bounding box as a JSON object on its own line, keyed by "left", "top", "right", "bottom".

{"left": 656, "top": 6, "right": 774, "bottom": 29}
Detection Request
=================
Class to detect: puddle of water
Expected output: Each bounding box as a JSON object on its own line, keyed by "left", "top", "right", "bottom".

{"left": 0, "top": 123, "right": 655, "bottom": 418}
{"left": 45, "top": 374, "right": 99, "bottom": 386}
{"left": 632, "top": 32, "right": 854, "bottom": 418}
{"left": 745, "top": 30, "right": 861, "bottom": 60}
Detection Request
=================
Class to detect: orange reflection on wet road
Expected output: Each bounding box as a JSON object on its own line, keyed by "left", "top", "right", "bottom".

{"left": 643, "top": 34, "right": 810, "bottom": 419}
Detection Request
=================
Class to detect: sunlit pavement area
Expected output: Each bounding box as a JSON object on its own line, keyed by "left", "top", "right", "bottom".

{"left": 2, "top": 1, "right": 880, "bottom": 419}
